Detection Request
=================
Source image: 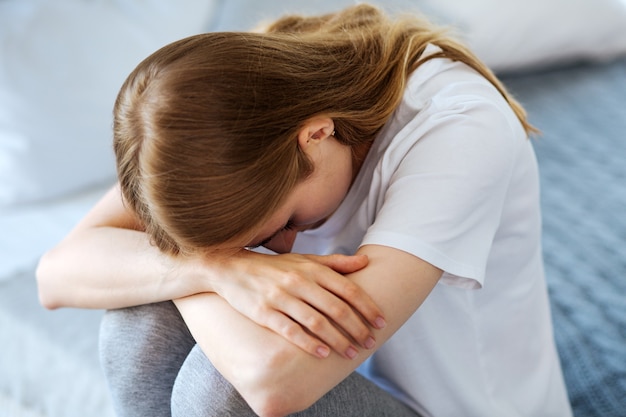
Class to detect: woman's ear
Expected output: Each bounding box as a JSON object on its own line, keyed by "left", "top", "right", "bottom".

{"left": 297, "top": 116, "right": 335, "bottom": 150}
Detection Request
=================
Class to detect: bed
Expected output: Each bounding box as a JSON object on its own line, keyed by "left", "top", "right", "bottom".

{"left": 1, "top": 1, "right": 625, "bottom": 416}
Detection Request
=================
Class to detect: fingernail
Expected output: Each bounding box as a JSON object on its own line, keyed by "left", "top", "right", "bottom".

{"left": 365, "top": 336, "right": 376, "bottom": 349}
{"left": 375, "top": 316, "right": 386, "bottom": 329}
{"left": 345, "top": 346, "right": 358, "bottom": 359}
{"left": 316, "top": 346, "right": 330, "bottom": 358}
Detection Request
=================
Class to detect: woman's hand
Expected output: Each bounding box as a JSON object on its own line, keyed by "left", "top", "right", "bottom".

{"left": 205, "top": 250, "right": 387, "bottom": 359}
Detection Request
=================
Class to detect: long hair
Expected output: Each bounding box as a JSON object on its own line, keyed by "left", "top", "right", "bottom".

{"left": 113, "top": 4, "right": 534, "bottom": 255}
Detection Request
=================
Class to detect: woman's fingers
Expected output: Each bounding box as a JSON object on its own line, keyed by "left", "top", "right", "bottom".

{"left": 320, "top": 272, "right": 387, "bottom": 331}
{"left": 261, "top": 308, "right": 332, "bottom": 359}
{"left": 305, "top": 253, "right": 369, "bottom": 274}
{"left": 262, "top": 296, "right": 363, "bottom": 359}
{"left": 213, "top": 251, "right": 386, "bottom": 358}
{"left": 305, "top": 255, "right": 387, "bottom": 332}
{"left": 274, "top": 268, "right": 379, "bottom": 355}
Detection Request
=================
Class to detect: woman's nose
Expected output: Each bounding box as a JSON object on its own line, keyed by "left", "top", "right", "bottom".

{"left": 264, "top": 229, "right": 298, "bottom": 254}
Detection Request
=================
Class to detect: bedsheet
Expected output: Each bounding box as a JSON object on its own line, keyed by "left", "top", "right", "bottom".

{"left": 502, "top": 57, "right": 626, "bottom": 416}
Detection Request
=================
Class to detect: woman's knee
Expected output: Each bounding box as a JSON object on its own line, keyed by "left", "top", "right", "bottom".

{"left": 100, "top": 301, "right": 193, "bottom": 371}
{"left": 99, "top": 301, "right": 195, "bottom": 416}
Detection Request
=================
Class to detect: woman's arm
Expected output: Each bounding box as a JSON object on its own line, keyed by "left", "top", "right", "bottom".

{"left": 36, "top": 184, "right": 383, "bottom": 359}
{"left": 175, "top": 243, "right": 442, "bottom": 417}
{"left": 36, "top": 185, "right": 214, "bottom": 310}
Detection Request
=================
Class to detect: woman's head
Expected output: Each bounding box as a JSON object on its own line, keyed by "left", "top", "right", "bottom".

{"left": 113, "top": 4, "right": 533, "bottom": 255}
{"left": 115, "top": 32, "right": 311, "bottom": 255}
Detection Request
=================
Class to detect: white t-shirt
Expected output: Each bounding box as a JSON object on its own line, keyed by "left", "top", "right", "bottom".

{"left": 292, "top": 46, "right": 573, "bottom": 417}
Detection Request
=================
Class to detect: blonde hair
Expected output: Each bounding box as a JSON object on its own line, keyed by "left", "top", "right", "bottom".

{"left": 114, "top": 4, "right": 534, "bottom": 255}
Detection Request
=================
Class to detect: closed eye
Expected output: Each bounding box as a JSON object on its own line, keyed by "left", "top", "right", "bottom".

{"left": 244, "top": 220, "right": 296, "bottom": 250}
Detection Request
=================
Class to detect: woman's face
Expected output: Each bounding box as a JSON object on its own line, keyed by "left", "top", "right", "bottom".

{"left": 246, "top": 136, "right": 355, "bottom": 254}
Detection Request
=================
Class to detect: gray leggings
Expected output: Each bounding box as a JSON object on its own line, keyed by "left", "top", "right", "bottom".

{"left": 99, "top": 301, "right": 419, "bottom": 417}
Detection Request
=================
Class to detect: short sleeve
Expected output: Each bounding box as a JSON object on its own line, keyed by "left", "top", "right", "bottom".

{"left": 361, "top": 83, "right": 526, "bottom": 289}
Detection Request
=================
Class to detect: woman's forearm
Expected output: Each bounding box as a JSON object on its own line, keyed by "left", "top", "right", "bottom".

{"left": 36, "top": 185, "right": 215, "bottom": 310}
{"left": 175, "top": 244, "right": 442, "bottom": 417}
{"left": 174, "top": 293, "right": 352, "bottom": 417}
{"left": 36, "top": 226, "right": 210, "bottom": 310}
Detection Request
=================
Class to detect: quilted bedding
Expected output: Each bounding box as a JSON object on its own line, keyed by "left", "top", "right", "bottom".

{"left": 502, "top": 57, "right": 626, "bottom": 416}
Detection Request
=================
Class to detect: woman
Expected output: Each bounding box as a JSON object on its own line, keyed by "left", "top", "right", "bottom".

{"left": 37, "top": 4, "right": 573, "bottom": 416}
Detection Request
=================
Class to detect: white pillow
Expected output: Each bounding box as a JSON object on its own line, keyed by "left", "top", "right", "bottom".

{"left": 0, "top": 0, "right": 217, "bottom": 207}
{"left": 206, "top": 0, "right": 626, "bottom": 72}
{"left": 424, "top": 0, "right": 626, "bottom": 72}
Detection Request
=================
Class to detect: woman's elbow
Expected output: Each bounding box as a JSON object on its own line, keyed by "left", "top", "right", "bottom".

{"left": 237, "top": 352, "right": 318, "bottom": 417}
{"left": 244, "top": 387, "right": 313, "bottom": 417}
{"left": 36, "top": 250, "right": 64, "bottom": 310}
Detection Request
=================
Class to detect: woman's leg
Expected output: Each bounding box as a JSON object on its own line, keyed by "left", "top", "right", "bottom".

{"left": 171, "top": 345, "right": 255, "bottom": 417}
{"left": 171, "top": 344, "right": 419, "bottom": 417}
{"left": 99, "top": 301, "right": 195, "bottom": 417}
{"left": 292, "top": 371, "right": 419, "bottom": 417}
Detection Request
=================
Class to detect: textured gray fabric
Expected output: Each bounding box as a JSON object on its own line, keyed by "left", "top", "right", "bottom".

{"left": 502, "top": 56, "right": 626, "bottom": 417}
{"left": 172, "top": 344, "right": 419, "bottom": 417}
{"left": 99, "top": 302, "right": 195, "bottom": 417}
{"left": 100, "top": 301, "right": 418, "bottom": 417}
